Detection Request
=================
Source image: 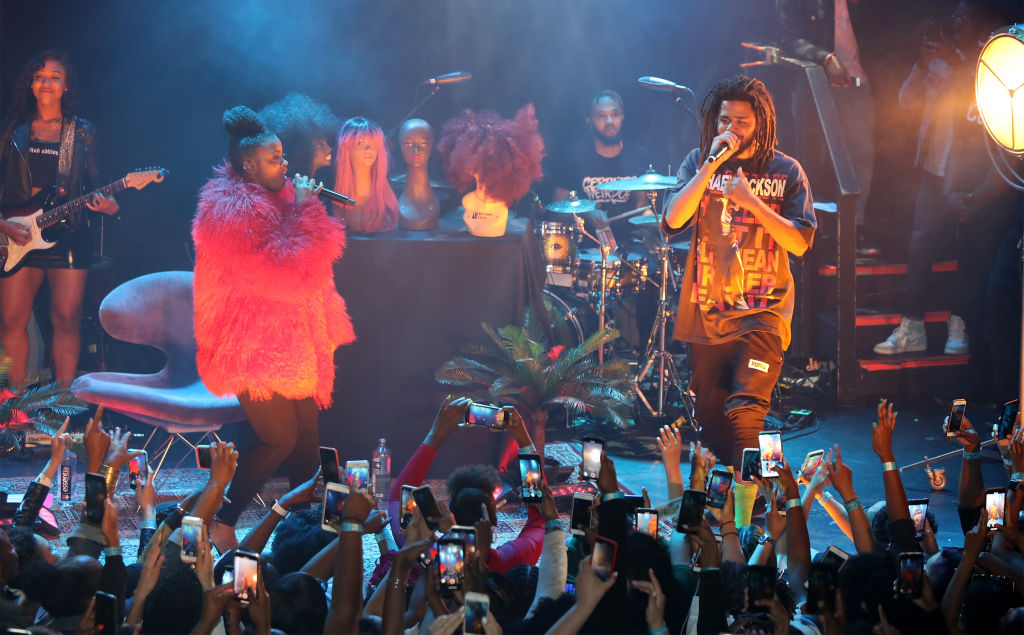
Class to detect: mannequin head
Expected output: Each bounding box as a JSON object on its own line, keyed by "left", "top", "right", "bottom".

{"left": 259, "top": 92, "right": 339, "bottom": 177}
{"left": 399, "top": 119, "right": 434, "bottom": 170}
{"left": 334, "top": 116, "right": 398, "bottom": 232}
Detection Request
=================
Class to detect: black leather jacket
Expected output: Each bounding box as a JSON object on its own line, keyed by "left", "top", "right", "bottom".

{"left": 0, "top": 117, "right": 98, "bottom": 214}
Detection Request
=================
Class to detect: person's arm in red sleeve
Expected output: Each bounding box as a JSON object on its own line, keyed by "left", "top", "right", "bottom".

{"left": 388, "top": 397, "right": 472, "bottom": 543}
{"left": 488, "top": 505, "right": 545, "bottom": 573}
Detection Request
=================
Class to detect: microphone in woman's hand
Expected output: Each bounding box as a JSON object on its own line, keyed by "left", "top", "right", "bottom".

{"left": 293, "top": 173, "right": 355, "bottom": 206}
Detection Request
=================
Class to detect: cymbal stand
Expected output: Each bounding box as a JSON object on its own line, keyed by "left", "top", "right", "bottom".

{"left": 573, "top": 215, "right": 613, "bottom": 364}
{"left": 633, "top": 193, "right": 698, "bottom": 430}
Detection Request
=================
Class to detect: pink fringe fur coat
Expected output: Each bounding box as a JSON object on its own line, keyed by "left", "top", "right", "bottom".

{"left": 192, "top": 164, "right": 355, "bottom": 407}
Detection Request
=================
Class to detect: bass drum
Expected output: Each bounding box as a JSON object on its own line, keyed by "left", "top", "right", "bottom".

{"left": 543, "top": 289, "right": 597, "bottom": 349}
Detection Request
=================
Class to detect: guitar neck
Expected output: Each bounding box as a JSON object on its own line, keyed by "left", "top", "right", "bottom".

{"left": 37, "top": 179, "right": 128, "bottom": 229}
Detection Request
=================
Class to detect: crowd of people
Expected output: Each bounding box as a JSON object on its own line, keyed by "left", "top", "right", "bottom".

{"left": 1, "top": 396, "right": 1022, "bottom": 634}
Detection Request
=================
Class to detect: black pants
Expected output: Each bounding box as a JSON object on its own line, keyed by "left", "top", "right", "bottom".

{"left": 689, "top": 330, "right": 783, "bottom": 467}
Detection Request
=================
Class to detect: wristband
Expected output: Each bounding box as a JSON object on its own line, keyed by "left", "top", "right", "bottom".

{"left": 602, "top": 491, "right": 624, "bottom": 502}
{"left": 843, "top": 497, "right": 862, "bottom": 513}
{"left": 1012, "top": 472, "right": 1024, "bottom": 483}
{"left": 721, "top": 531, "right": 738, "bottom": 538}
{"left": 881, "top": 461, "right": 897, "bottom": 472}
{"left": 545, "top": 519, "right": 563, "bottom": 533}
{"left": 340, "top": 521, "right": 363, "bottom": 533}
{"left": 819, "top": 491, "right": 833, "bottom": 502}
{"left": 141, "top": 519, "right": 157, "bottom": 531}
{"left": 103, "top": 546, "right": 122, "bottom": 558}
{"left": 271, "top": 500, "right": 288, "bottom": 518}
{"left": 36, "top": 472, "right": 54, "bottom": 489}
{"left": 785, "top": 498, "right": 801, "bottom": 511}
{"left": 99, "top": 464, "right": 120, "bottom": 494}
{"left": 963, "top": 449, "right": 983, "bottom": 460}
{"left": 650, "top": 626, "right": 669, "bottom": 635}
{"left": 519, "top": 444, "right": 537, "bottom": 454}
{"left": 720, "top": 519, "right": 736, "bottom": 529}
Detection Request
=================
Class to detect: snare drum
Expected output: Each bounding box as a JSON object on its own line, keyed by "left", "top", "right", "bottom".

{"left": 575, "top": 249, "right": 648, "bottom": 298}
{"left": 535, "top": 221, "right": 578, "bottom": 287}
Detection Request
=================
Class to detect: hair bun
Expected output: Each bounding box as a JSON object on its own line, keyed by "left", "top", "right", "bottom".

{"left": 223, "top": 106, "right": 265, "bottom": 138}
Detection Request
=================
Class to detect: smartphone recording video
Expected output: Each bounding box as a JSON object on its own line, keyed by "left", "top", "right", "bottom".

{"left": 740, "top": 448, "right": 760, "bottom": 484}
{"left": 946, "top": 399, "right": 966, "bottom": 437}
{"left": 998, "top": 400, "right": 1019, "bottom": 440}
{"left": 464, "top": 403, "right": 508, "bottom": 429}
{"left": 758, "top": 431, "right": 782, "bottom": 478}
{"left": 180, "top": 515, "right": 202, "bottom": 563}
{"left": 129, "top": 452, "right": 147, "bottom": 490}
{"left": 450, "top": 525, "right": 477, "bottom": 557}
{"left": 582, "top": 437, "right": 604, "bottom": 480}
{"left": 319, "top": 446, "right": 341, "bottom": 484}
{"left": 897, "top": 552, "right": 924, "bottom": 598}
{"left": 412, "top": 485, "right": 442, "bottom": 530}
{"left": 321, "top": 483, "right": 350, "bottom": 532}
{"left": 706, "top": 469, "right": 733, "bottom": 509}
{"left": 195, "top": 445, "right": 212, "bottom": 470}
{"left": 570, "top": 493, "right": 594, "bottom": 535}
{"left": 676, "top": 489, "right": 706, "bottom": 534}
{"left": 820, "top": 545, "right": 849, "bottom": 571}
{"left": 519, "top": 453, "right": 543, "bottom": 503}
{"left": 591, "top": 537, "right": 617, "bottom": 581}
{"left": 93, "top": 591, "right": 118, "bottom": 635}
{"left": 636, "top": 508, "right": 659, "bottom": 538}
{"left": 908, "top": 498, "right": 928, "bottom": 535}
{"left": 986, "top": 488, "right": 1006, "bottom": 529}
{"left": 437, "top": 538, "right": 465, "bottom": 591}
{"left": 400, "top": 485, "right": 417, "bottom": 532}
{"left": 344, "top": 460, "right": 370, "bottom": 490}
{"left": 233, "top": 550, "right": 260, "bottom": 606}
{"left": 800, "top": 449, "right": 825, "bottom": 481}
{"left": 464, "top": 591, "right": 490, "bottom": 635}
{"left": 84, "top": 473, "right": 106, "bottom": 525}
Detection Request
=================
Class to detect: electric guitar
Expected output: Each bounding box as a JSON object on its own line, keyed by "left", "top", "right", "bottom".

{"left": 0, "top": 167, "right": 167, "bottom": 273}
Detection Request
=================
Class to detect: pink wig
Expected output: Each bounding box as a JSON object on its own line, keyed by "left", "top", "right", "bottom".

{"left": 334, "top": 116, "right": 398, "bottom": 232}
{"left": 438, "top": 104, "right": 544, "bottom": 206}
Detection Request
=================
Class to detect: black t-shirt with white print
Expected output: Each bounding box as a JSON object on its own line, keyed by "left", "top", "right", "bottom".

{"left": 662, "top": 148, "right": 816, "bottom": 350}
{"left": 557, "top": 140, "right": 649, "bottom": 217}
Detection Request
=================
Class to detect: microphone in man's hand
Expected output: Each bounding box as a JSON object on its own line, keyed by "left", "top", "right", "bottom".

{"left": 707, "top": 142, "right": 731, "bottom": 165}
{"left": 422, "top": 71, "right": 472, "bottom": 85}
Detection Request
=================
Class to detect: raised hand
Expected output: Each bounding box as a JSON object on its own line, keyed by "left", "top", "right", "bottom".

{"left": 103, "top": 425, "right": 145, "bottom": 470}
{"left": 631, "top": 568, "right": 666, "bottom": 634}
{"left": 709, "top": 485, "right": 735, "bottom": 526}
{"left": 827, "top": 445, "right": 856, "bottom": 502}
{"left": 964, "top": 511, "right": 991, "bottom": 556}
{"left": 657, "top": 425, "right": 684, "bottom": 469}
{"left": 574, "top": 555, "right": 617, "bottom": 609}
{"left": 292, "top": 173, "right": 324, "bottom": 204}
{"left": 689, "top": 441, "right": 717, "bottom": 478}
{"left": 209, "top": 442, "right": 239, "bottom": 488}
{"left": 84, "top": 405, "right": 111, "bottom": 472}
{"left": 425, "top": 396, "right": 472, "bottom": 450}
{"left": 951, "top": 417, "right": 981, "bottom": 453}
{"left": 43, "top": 417, "right": 72, "bottom": 480}
{"left": 135, "top": 467, "right": 157, "bottom": 511}
{"left": 534, "top": 481, "right": 559, "bottom": 522}
{"left": 196, "top": 525, "right": 216, "bottom": 590}
{"left": 504, "top": 406, "right": 533, "bottom": 448}
{"left": 279, "top": 466, "right": 322, "bottom": 510}
{"left": 871, "top": 399, "right": 897, "bottom": 464}
{"left": 342, "top": 488, "right": 377, "bottom": 525}
{"left": 775, "top": 455, "right": 799, "bottom": 500}
{"left": 804, "top": 450, "right": 832, "bottom": 496}
{"left": 597, "top": 450, "right": 618, "bottom": 495}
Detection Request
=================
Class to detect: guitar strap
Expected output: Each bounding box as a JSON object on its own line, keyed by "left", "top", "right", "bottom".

{"left": 56, "top": 116, "right": 77, "bottom": 198}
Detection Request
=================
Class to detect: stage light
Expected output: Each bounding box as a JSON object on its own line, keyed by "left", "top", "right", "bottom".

{"left": 975, "top": 24, "right": 1024, "bottom": 154}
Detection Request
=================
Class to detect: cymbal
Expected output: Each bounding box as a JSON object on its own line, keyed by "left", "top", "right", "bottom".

{"left": 545, "top": 198, "right": 599, "bottom": 214}
{"left": 628, "top": 213, "right": 662, "bottom": 226}
{"left": 595, "top": 173, "right": 676, "bottom": 191}
{"left": 389, "top": 173, "right": 456, "bottom": 189}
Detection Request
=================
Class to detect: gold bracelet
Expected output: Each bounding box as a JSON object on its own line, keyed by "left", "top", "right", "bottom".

{"left": 99, "top": 464, "right": 120, "bottom": 494}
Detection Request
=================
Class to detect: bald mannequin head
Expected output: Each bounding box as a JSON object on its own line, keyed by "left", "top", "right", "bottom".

{"left": 399, "top": 118, "right": 434, "bottom": 169}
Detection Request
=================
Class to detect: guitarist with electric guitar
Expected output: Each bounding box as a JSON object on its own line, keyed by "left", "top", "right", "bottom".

{"left": 0, "top": 51, "right": 166, "bottom": 389}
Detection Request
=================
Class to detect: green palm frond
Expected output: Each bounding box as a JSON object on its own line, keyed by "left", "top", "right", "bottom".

{"left": 437, "top": 311, "right": 635, "bottom": 427}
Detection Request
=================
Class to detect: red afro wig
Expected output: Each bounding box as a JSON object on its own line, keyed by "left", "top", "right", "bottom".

{"left": 437, "top": 104, "right": 544, "bottom": 206}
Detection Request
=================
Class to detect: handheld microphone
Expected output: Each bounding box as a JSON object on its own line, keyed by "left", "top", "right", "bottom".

{"left": 707, "top": 143, "right": 730, "bottom": 164}
{"left": 422, "top": 71, "right": 472, "bottom": 85}
{"left": 637, "top": 76, "right": 691, "bottom": 93}
{"left": 318, "top": 187, "right": 355, "bottom": 206}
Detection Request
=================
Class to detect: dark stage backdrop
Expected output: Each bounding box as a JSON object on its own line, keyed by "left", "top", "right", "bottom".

{"left": 1, "top": 0, "right": 952, "bottom": 468}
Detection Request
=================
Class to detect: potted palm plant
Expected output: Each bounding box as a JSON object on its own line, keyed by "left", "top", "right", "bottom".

{"left": 435, "top": 310, "right": 634, "bottom": 454}
{"left": 0, "top": 354, "right": 88, "bottom": 456}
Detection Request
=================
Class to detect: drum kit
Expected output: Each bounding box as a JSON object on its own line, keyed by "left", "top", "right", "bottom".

{"left": 535, "top": 168, "right": 697, "bottom": 422}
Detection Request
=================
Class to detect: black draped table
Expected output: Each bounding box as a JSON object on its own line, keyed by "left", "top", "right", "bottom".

{"left": 321, "top": 217, "right": 549, "bottom": 474}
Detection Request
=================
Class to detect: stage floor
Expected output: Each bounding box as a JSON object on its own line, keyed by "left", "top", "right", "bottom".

{"left": 2, "top": 401, "right": 1007, "bottom": 560}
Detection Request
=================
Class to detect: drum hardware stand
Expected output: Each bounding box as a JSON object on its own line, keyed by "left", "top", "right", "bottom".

{"left": 573, "top": 216, "right": 614, "bottom": 364}
{"left": 633, "top": 191, "right": 697, "bottom": 430}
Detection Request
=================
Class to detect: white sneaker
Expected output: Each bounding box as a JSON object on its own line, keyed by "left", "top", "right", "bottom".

{"left": 944, "top": 314, "right": 969, "bottom": 355}
{"left": 873, "top": 317, "right": 927, "bottom": 355}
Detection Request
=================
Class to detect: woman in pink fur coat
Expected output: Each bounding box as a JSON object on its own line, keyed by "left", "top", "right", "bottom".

{"left": 192, "top": 105, "right": 355, "bottom": 549}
